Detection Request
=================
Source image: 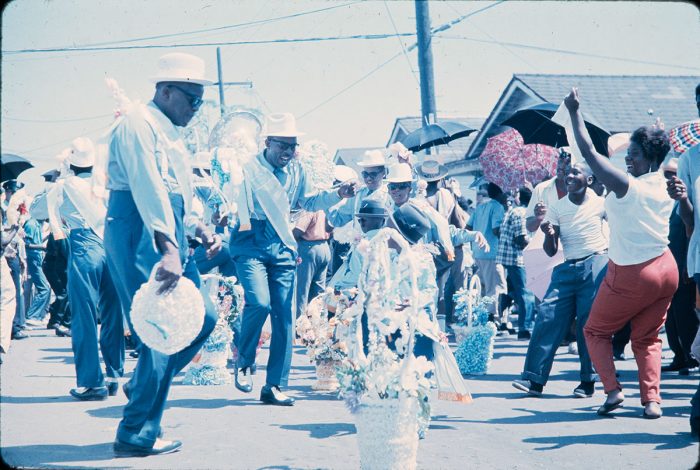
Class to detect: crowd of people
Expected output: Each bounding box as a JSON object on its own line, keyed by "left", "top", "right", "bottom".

{"left": 1, "top": 51, "right": 699, "bottom": 457}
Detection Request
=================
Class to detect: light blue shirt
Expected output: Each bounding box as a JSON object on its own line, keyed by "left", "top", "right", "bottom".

{"left": 59, "top": 173, "right": 94, "bottom": 232}
{"left": 107, "top": 101, "right": 185, "bottom": 247}
{"left": 467, "top": 199, "right": 505, "bottom": 260}
{"left": 678, "top": 144, "right": 700, "bottom": 276}
{"left": 250, "top": 152, "right": 342, "bottom": 221}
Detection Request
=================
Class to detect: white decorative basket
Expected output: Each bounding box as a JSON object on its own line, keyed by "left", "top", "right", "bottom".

{"left": 355, "top": 397, "right": 419, "bottom": 470}
{"left": 313, "top": 360, "right": 340, "bottom": 391}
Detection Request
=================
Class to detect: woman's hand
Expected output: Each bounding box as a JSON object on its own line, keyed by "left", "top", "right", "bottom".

{"left": 564, "top": 87, "right": 580, "bottom": 113}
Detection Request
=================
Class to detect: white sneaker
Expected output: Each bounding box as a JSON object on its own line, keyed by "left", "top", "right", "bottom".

{"left": 568, "top": 342, "right": 578, "bottom": 355}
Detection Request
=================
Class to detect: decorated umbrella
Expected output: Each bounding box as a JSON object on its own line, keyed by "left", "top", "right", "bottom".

{"left": 479, "top": 129, "right": 559, "bottom": 192}
{"left": 668, "top": 120, "right": 700, "bottom": 155}
{"left": 501, "top": 102, "right": 611, "bottom": 156}
{"left": 1, "top": 153, "right": 34, "bottom": 182}
{"left": 401, "top": 121, "right": 478, "bottom": 152}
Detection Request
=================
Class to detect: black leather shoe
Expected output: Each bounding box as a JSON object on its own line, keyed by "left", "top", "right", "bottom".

{"left": 661, "top": 360, "right": 688, "bottom": 373}
{"left": 70, "top": 386, "right": 108, "bottom": 401}
{"left": 55, "top": 325, "right": 71, "bottom": 337}
{"left": 12, "top": 331, "right": 28, "bottom": 340}
{"left": 113, "top": 438, "right": 181, "bottom": 457}
{"left": 235, "top": 367, "right": 253, "bottom": 393}
{"left": 107, "top": 382, "right": 119, "bottom": 396}
{"left": 260, "top": 385, "right": 295, "bottom": 406}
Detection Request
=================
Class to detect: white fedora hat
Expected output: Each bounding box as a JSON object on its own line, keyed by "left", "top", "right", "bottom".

{"left": 150, "top": 52, "right": 213, "bottom": 86}
{"left": 262, "top": 112, "right": 305, "bottom": 137}
{"left": 333, "top": 164, "right": 358, "bottom": 182}
{"left": 357, "top": 149, "right": 387, "bottom": 168}
{"left": 67, "top": 137, "right": 95, "bottom": 167}
{"left": 385, "top": 163, "right": 414, "bottom": 183}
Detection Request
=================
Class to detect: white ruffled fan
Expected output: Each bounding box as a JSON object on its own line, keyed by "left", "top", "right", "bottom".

{"left": 130, "top": 268, "right": 205, "bottom": 355}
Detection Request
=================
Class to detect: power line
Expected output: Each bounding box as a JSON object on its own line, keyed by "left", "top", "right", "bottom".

{"left": 3, "top": 32, "right": 416, "bottom": 55}
{"left": 2, "top": 113, "right": 113, "bottom": 123}
{"left": 436, "top": 34, "right": 700, "bottom": 71}
{"left": 17, "top": 123, "right": 113, "bottom": 155}
{"left": 49, "top": 1, "right": 362, "bottom": 49}
{"left": 383, "top": 1, "right": 420, "bottom": 87}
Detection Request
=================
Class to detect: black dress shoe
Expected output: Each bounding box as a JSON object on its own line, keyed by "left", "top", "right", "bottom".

{"left": 129, "top": 350, "right": 139, "bottom": 359}
{"left": 107, "top": 382, "right": 119, "bottom": 396}
{"left": 235, "top": 367, "right": 253, "bottom": 393}
{"left": 12, "top": 331, "right": 28, "bottom": 340}
{"left": 55, "top": 325, "right": 71, "bottom": 337}
{"left": 260, "top": 385, "right": 295, "bottom": 406}
{"left": 661, "top": 360, "right": 688, "bottom": 373}
{"left": 70, "top": 386, "right": 108, "bottom": 401}
{"left": 113, "top": 438, "right": 181, "bottom": 457}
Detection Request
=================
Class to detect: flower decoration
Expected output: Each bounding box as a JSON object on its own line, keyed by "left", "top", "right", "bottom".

{"left": 452, "top": 285, "right": 497, "bottom": 375}
{"left": 453, "top": 287, "right": 494, "bottom": 328}
{"left": 387, "top": 142, "right": 413, "bottom": 166}
{"left": 295, "top": 294, "right": 347, "bottom": 364}
{"left": 296, "top": 139, "right": 335, "bottom": 191}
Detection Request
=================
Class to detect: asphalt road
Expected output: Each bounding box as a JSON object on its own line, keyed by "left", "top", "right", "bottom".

{"left": 1, "top": 326, "right": 698, "bottom": 469}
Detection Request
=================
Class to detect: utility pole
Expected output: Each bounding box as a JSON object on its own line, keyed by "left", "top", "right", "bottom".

{"left": 415, "top": 0, "right": 437, "bottom": 153}
{"left": 216, "top": 47, "right": 226, "bottom": 116}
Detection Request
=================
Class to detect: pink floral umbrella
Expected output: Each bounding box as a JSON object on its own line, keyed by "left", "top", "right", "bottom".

{"left": 479, "top": 129, "right": 559, "bottom": 192}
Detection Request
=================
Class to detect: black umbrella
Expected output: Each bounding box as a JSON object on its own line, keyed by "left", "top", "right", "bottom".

{"left": 1, "top": 153, "right": 34, "bottom": 182}
{"left": 500, "top": 103, "right": 611, "bottom": 157}
{"left": 401, "top": 121, "right": 478, "bottom": 152}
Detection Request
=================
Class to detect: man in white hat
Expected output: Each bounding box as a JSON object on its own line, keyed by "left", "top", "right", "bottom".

{"left": 104, "top": 52, "right": 220, "bottom": 456}
{"left": 327, "top": 149, "right": 391, "bottom": 277}
{"left": 230, "top": 112, "right": 357, "bottom": 406}
{"left": 48, "top": 137, "right": 126, "bottom": 402}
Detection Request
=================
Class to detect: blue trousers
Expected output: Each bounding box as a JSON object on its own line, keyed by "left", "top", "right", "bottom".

{"left": 295, "top": 240, "right": 330, "bottom": 318}
{"left": 25, "top": 249, "right": 51, "bottom": 321}
{"left": 67, "top": 229, "right": 125, "bottom": 387}
{"left": 7, "top": 255, "right": 25, "bottom": 333}
{"left": 522, "top": 254, "right": 607, "bottom": 385}
{"left": 230, "top": 219, "right": 296, "bottom": 387}
{"left": 105, "top": 190, "right": 216, "bottom": 448}
{"left": 503, "top": 265, "right": 536, "bottom": 333}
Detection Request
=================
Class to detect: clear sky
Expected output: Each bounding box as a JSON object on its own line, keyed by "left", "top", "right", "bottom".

{"left": 2, "top": 0, "right": 699, "bottom": 194}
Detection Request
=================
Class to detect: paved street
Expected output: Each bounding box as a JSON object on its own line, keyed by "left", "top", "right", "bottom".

{"left": 1, "top": 327, "right": 698, "bottom": 469}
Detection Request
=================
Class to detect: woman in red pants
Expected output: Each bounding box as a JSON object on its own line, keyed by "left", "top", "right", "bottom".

{"left": 565, "top": 88, "right": 677, "bottom": 419}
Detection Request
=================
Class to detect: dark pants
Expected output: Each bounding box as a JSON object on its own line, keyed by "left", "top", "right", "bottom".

{"left": 230, "top": 219, "right": 296, "bottom": 387}
{"left": 44, "top": 235, "right": 71, "bottom": 327}
{"left": 665, "top": 276, "right": 698, "bottom": 365}
{"left": 503, "top": 265, "right": 536, "bottom": 333}
{"left": 330, "top": 239, "right": 350, "bottom": 279}
{"left": 689, "top": 274, "right": 700, "bottom": 433}
{"left": 25, "top": 249, "right": 51, "bottom": 321}
{"left": 7, "top": 255, "right": 25, "bottom": 334}
{"left": 295, "top": 239, "right": 330, "bottom": 319}
{"left": 105, "top": 190, "right": 217, "bottom": 448}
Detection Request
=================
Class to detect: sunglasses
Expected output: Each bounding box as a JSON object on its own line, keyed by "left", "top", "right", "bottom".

{"left": 388, "top": 182, "right": 411, "bottom": 191}
{"left": 168, "top": 84, "right": 203, "bottom": 110}
{"left": 269, "top": 138, "right": 300, "bottom": 152}
{"left": 361, "top": 170, "right": 384, "bottom": 179}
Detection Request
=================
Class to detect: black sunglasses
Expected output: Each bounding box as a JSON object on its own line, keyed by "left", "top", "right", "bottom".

{"left": 388, "top": 182, "right": 411, "bottom": 191}
{"left": 269, "top": 138, "right": 299, "bottom": 152}
{"left": 361, "top": 170, "right": 384, "bottom": 179}
{"left": 168, "top": 84, "right": 203, "bottom": 109}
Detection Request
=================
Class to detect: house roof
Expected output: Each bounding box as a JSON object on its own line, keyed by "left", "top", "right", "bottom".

{"left": 387, "top": 116, "right": 486, "bottom": 165}
{"left": 466, "top": 74, "right": 700, "bottom": 159}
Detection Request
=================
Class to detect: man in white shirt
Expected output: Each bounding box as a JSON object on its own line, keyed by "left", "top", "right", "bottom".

{"left": 513, "top": 162, "right": 607, "bottom": 398}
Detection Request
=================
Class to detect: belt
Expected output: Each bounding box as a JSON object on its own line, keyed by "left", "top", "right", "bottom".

{"left": 566, "top": 250, "right": 608, "bottom": 264}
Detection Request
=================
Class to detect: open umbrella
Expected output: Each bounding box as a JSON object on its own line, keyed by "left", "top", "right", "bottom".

{"left": 668, "top": 120, "right": 700, "bottom": 155}
{"left": 479, "top": 129, "right": 559, "bottom": 192}
{"left": 1, "top": 153, "right": 34, "bottom": 182}
{"left": 501, "top": 102, "right": 611, "bottom": 156}
{"left": 401, "top": 121, "right": 478, "bottom": 152}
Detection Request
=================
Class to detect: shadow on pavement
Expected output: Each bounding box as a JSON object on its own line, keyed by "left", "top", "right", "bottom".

{"left": 1, "top": 395, "right": 76, "bottom": 404}
{"left": 523, "top": 432, "right": 695, "bottom": 451}
{"left": 278, "top": 422, "right": 355, "bottom": 438}
{"left": 1, "top": 442, "right": 117, "bottom": 467}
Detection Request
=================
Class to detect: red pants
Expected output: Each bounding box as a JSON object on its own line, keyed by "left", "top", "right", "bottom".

{"left": 584, "top": 250, "right": 678, "bottom": 405}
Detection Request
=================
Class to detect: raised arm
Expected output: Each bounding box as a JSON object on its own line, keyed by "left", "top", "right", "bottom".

{"left": 565, "top": 88, "right": 629, "bottom": 197}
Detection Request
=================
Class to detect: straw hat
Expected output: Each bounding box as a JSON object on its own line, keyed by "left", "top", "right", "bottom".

{"left": 333, "top": 165, "right": 358, "bottom": 182}
{"left": 262, "top": 113, "right": 305, "bottom": 137}
{"left": 416, "top": 160, "right": 448, "bottom": 182}
{"left": 150, "top": 53, "right": 213, "bottom": 86}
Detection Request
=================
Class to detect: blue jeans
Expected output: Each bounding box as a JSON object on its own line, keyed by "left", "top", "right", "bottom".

{"left": 522, "top": 254, "right": 607, "bottom": 385}
{"left": 295, "top": 240, "right": 330, "bottom": 319}
{"left": 7, "top": 255, "right": 25, "bottom": 333}
{"left": 25, "top": 249, "right": 51, "bottom": 321}
{"left": 105, "top": 190, "right": 217, "bottom": 448}
{"left": 67, "top": 229, "right": 124, "bottom": 387}
{"left": 230, "top": 219, "right": 296, "bottom": 387}
{"left": 503, "top": 265, "right": 536, "bottom": 333}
